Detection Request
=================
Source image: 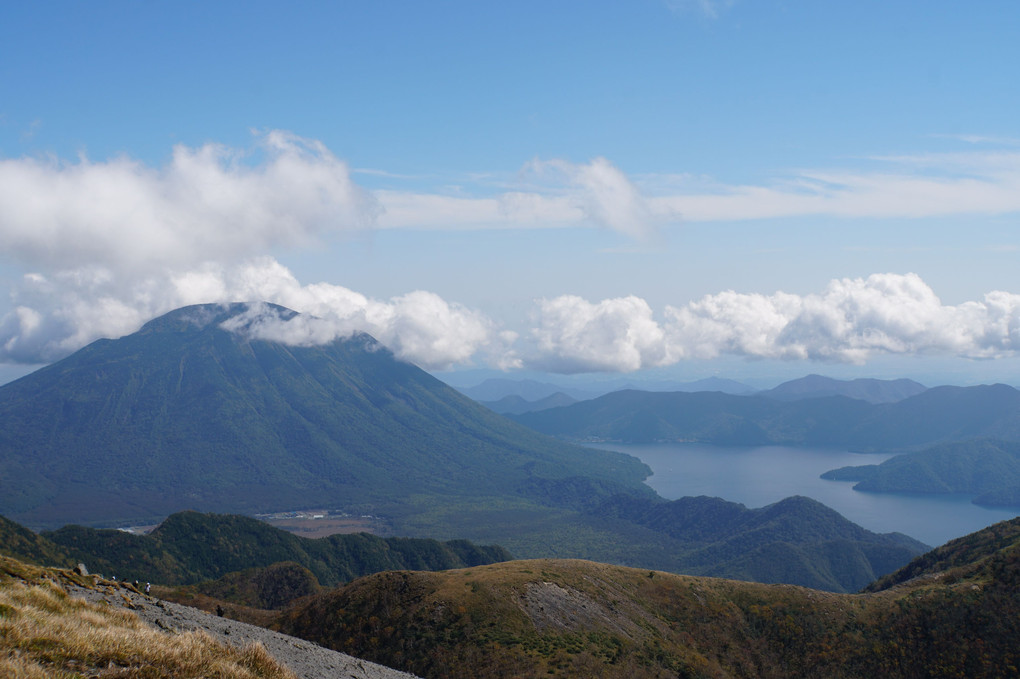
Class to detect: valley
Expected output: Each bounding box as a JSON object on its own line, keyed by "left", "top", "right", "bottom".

{"left": 2, "top": 302, "right": 1020, "bottom": 675}
{"left": 7, "top": 6, "right": 1019, "bottom": 675}
{"left": 256, "top": 509, "right": 391, "bottom": 538}
{"left": 5, "top": 516, "right": 1020, "bottom": 678}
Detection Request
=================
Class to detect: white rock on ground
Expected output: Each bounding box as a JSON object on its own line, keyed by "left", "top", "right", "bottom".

{"left": 67, "top": 581, "right": 422, "bottom": 679}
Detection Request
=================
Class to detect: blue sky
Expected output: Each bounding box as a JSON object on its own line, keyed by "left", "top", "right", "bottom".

{"left": 3, "top": 1, "right": 1020, "bottom": 388}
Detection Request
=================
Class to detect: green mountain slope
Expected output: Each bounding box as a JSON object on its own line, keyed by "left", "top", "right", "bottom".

{"left": 592, "top": 494, "right": 927, "bottom": 592}
{"left": 0, "top": 514, "right": 73, "bottom": 567}
{"left": 3, "top": 488, "right": 925, "bottom": 594}
{"left": 865, "top": 516, "right": 1020, "bottom": 592}
{"left": 38, "top": 510, "right": 510, "bottom": 587}
{"left": 822, "top": 439, "right": 1020, "bottom": 506}
{"left": 273, "top": 520, "right": 1020, "bottom": 679}
{"left": 0, "top": 303, "right": 651, "bottom": 529}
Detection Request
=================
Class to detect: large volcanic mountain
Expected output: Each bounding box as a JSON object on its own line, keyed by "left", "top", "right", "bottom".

{"left": 0, "top": 303, "right": 650, "bottom": 528}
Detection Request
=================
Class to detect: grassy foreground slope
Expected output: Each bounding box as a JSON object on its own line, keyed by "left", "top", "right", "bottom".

{"left": 275, "top": 518, "right": 1020, "bottom": 679}
{"left": 0, "top": 554, "right": 296, "bottom": 679}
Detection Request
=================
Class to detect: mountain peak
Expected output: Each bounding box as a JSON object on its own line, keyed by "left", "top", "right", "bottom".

{"left": 0, "top": 302, "right": 650, "bottom": 528}
{"left": 764, "top": 374, "right": 928, "bottom": 404}
{"left": 137, "top": 302, "right": 298, "bottom": 335}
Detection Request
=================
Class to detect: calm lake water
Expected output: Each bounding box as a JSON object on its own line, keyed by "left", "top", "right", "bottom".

{"left": 590, "top": 442, "right": 1020, "bottom": 548}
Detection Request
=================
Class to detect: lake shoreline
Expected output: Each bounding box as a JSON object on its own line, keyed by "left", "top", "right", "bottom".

{"left": 589, "top": 442, "right": 1020, "bottom": 548}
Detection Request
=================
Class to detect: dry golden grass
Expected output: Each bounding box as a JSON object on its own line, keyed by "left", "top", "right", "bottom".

{"left": 0, "top": 565, "right": 297, "bottom": 679}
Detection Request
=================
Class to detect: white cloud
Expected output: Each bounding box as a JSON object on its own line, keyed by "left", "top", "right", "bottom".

{"left": 374, "top": 157, "right": 673, "bottom": 239}
{"left": 0, "top": 130, "right": 379, "bottom": 273}
{"left": 524, "top": 157, "right": 669, "bottom": 241}
{"left": 371, "top": 149, "right": 1020, "bottom": 230}
{"left": 656, "top": 151, "right": 1020, "bottom": 222}
{"left": 667, "top": 273, "right": 1020, "bottom": 363}
{"left": 520, "top": 274, "right": 1020, "bottom": 373}
{"left": 664, "top": 0, "right": 735, "bottom": 19}
{"left": 526, "top": 295, "right": 672, "bottom": 373}
{"left": 7, "top": 131, "right": 1017, "bottom": 246}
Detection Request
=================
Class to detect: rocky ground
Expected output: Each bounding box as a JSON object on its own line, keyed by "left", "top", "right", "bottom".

{"left": 67, "top": 580, "right": 420, "bottom": 679}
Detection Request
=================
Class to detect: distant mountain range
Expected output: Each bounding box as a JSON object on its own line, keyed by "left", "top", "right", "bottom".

{"left": 456, "top": 375, "right": 757, "bottom": 402}
{"left": 513, "top": 383, "right": 1020, "bottom": 449}
{"left": 479, "top": 391, "right": 578, "bottom": 415}
{"left": 465, "top": 373, "right": 929, "bottom": 416}
{"left": 760, "top": 373, "right": 928, "bottom": 404}
{"left": 457, "top": 373, "right": 931, "bottom": 405}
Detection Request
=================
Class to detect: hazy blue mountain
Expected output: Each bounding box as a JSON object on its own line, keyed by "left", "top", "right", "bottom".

{"left": 614, "top": 376, "right": 757, "bottom": 395}
{"left": 480, "top": 392, "right": 578, "bottom": 415}
{"left": 457, "top": 378, "right": 599, "bottom": 402}
{"left": 762, "top": 374, "right": 927, "bottom": 404}
{"left": 459, "top": 376, "right": 756, "bottom": 403}
{"left": 850, "top": 383, "right": 1020, "bottom": 448}
{"left": 822, "top": 439, "right": 1020, "bottom": 506}
{"left": 514, "top": 384, "right": 1020, "bottom": 450}
{"left": 0, "top": 303, "right": 651, "bottom": 529}
{"left": 513, "top": 390, "right": 872, "bottom": 445}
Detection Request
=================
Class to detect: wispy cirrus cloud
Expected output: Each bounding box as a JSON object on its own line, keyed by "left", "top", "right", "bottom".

{"left": 649, "top": 151, "right": 1020, "bottom": 222}
{"left": 664, "top": 0, "right": 735, "bottom": 19}
{"left": 373, "top": 156, "right": 672, "bottom": 240}
{"left": 929, "top": 133, "right": 1020, "bottom": 146}
{"left": 372, "top": 149, "right": 1020, "bottom": 229}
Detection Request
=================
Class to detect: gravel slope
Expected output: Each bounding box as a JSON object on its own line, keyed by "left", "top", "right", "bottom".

{"left": 68, "top": 580, "right": 420, "bottom": 679}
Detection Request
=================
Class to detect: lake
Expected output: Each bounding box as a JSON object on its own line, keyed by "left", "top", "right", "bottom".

{"left": 589, "top": 442, "right": 1020, "bottom": 548}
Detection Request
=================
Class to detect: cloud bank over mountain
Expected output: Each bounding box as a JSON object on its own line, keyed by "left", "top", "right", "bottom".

{"left": 0, "top": 259, "right": 505, "bottom": 371}
{"left": 5, "top": 259, "right": 1020, "bottom": 374}
{"left": 3, "top": 132, "right": 1020, "bottom": 373}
